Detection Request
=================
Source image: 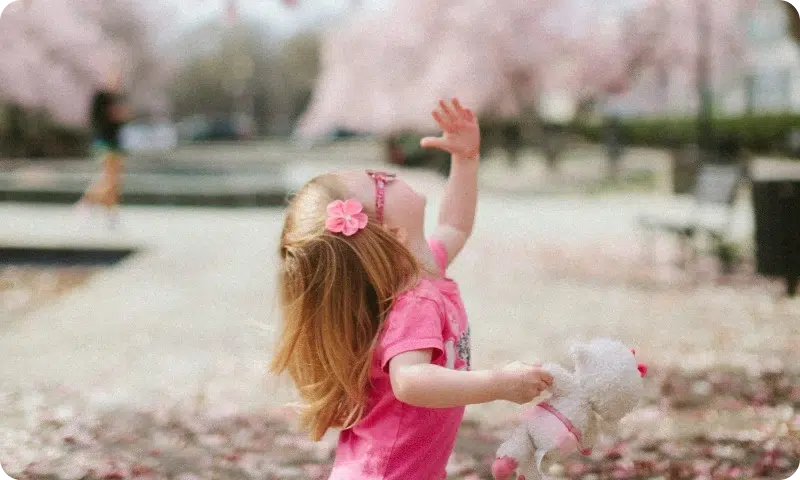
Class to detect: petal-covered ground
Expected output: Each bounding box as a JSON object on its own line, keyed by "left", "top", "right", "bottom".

{"left": 1, "top": 267, "right": 96, "bottom": 323}
{"left": 1, "top": 148, "right": 798, "bottom": 479}
{"left": 1, "top": 367, "right": 797, "bottom": 480}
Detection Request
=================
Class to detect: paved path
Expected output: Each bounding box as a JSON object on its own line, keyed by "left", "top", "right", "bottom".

{"left": 1, "top": 150, "right": 798, "bottom": 427}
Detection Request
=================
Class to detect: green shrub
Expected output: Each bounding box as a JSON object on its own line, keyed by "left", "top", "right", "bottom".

{"left": 576, "top": 114, "right": 800, "bottom": 156}
{"left": 0, "top": 104, "right": 90, "bottom": 158}
{"left": 394, "top": 133, "right": 451, "bottom": 175}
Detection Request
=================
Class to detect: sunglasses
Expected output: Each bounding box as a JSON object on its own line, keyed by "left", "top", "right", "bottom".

{"left": 366, "top": 170, "right": 396, "bottom": 225}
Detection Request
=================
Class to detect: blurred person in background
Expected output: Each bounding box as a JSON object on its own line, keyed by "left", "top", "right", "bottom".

{"left": 77, "top": 67, "right": 131, "bottom": 228}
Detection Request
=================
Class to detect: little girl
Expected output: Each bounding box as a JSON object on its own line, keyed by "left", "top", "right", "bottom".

{"left": 270, "top": 98, "right": 553, "bottom": 480}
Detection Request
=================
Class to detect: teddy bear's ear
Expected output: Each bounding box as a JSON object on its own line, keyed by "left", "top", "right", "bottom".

{"left": 569, "top": 344, "right": 589, "bottom": 366}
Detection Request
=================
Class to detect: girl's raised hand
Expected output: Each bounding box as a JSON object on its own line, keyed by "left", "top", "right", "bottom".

{"left": 420, "top": 98, "right": 480, "bottom": 160}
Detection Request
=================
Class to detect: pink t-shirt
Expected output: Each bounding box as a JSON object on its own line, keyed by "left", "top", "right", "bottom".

{"left": 328, "top": 239, "right": 471, "bottom": 480}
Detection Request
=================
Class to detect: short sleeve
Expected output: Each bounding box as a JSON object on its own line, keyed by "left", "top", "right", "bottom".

{"left": 427, "top": 238, "right": 449, "bottom": 274}
{"left": 378, "top": 294, "right": 445, "bottom": 372}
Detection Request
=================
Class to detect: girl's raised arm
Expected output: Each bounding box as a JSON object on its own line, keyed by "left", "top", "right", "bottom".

{"left": 420, "top": 98, "right": 481, "bottom": 267}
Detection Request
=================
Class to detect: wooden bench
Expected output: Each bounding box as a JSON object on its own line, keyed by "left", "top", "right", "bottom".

{"left": 638, "top": 163, "right": 746, "bottom": 269}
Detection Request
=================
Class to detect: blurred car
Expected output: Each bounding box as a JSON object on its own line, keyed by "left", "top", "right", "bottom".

{"left": 328, "top": 127, "right": 360, "bottom": 140}
{"left": 120, "top": 122, "right": 178, "bottom": 152}
{"left": 197, "top": 118, "right": 239, "bottom": 141}
{"left": 178, "top": 115, "right": 255, "bottom": 143}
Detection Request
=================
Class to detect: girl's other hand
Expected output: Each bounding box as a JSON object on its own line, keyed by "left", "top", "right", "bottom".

{"left": 493, "top": 361, "right": 553, "bottom": 404}
{"left": 420, "top": 97, "right": 480, "bottom": 160}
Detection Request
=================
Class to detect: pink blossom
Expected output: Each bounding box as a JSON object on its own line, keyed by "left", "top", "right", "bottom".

{"left": 0, "top": 0, "right": 170, "bottom": 125}
{"left": 298, "top": 0, "right": 754, "bottom": 137}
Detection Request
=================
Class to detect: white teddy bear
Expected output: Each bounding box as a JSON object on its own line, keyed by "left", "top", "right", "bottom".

{"left": 492, "top": 338, "right": 648, "bottom": 480}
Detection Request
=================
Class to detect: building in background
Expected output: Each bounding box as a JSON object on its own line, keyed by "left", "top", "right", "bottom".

{"left": 741, "top": 0, "right": 800, "bottom": 114}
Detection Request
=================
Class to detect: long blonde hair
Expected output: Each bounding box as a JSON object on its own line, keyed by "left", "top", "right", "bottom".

{"left": 269, "top": 173, "right": 420, "bottom": 440}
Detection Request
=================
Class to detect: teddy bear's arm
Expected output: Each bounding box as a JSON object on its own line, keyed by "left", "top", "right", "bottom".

{"left": 542, "top": 363, "right": 576, "bottom": 396}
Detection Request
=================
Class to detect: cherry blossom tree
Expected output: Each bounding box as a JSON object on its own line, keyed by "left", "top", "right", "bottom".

{"left": 297, "top": 0, "right": 755, "bottom": 144}
{"left": 296, "top": 0, "right": 576, "bottom": 139}
{"left": 580, "top": 0, "right": 753, "bottom": 119}
{"left": 0, "top": 1, "right": 111, "bottom": 125}
{"left": 0, "top": 0, "right": 172, "bottom": 127}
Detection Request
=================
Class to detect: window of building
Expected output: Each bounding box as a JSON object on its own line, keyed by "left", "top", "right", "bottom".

{"left": 749, "top": 68, "right": 792, "bottom": 111}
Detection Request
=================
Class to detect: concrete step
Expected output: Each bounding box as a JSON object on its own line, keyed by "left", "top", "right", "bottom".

{"left": 0, "top": 169, "right": 289, "bottom": 207}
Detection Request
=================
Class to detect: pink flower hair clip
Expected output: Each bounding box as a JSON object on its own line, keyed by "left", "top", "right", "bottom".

{"left": 326, "top": 199, "right": 368, "bottom": 236}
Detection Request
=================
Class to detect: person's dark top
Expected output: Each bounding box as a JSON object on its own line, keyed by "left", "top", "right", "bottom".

{"left": 90, "top": 90, "right": 125, "bottom": 150}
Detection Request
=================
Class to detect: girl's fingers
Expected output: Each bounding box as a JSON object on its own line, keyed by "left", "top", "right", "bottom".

{"left": 464, "top": 108, "right": 475, "bottom": 122}
{"left": 538, "top": 381, "right": 548, "bottom": 391}
{"left": 452, "top": 97, "right": 467, "bottom": 117}
{"left": 432, "top": 110, "right": 451, "bottom": 131}
{"left": 439, "top": 99, "right": 458, "bottom": 124}
{"left": 433, "top": 109, "right": 456, "bottom": 133}
{"left": 434, "top": 98, "right": 476, "bottom": 132}
{"left": 451, "top": 98, "right": 475, "bottom": 124}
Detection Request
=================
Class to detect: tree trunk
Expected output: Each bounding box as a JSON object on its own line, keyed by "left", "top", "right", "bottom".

{"left": 542, "top": 125, "right": 564, "bottom": 174}
{"left": 386, "top": 137, "right": 405, "bottom": 165}
{"left": 695, "top": 0, "right": 713, "bottom": 153}
{"left": 8, "top": 105, "right": 26, "bottom": 158}
{"left": 502, "top": 122, "right": 522, "bottom": 168}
